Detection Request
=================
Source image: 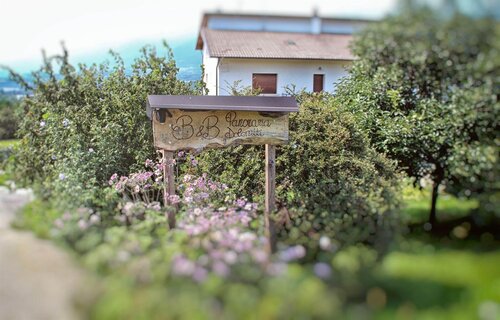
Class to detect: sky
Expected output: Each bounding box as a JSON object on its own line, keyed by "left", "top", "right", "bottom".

{"left": 0, "top": 0, "right": 396, "bottom": 74}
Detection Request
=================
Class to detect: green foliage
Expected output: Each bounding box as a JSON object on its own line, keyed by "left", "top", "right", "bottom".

{"left": 197, "top": 93, "right": 401, "bottom": 249}
{"left": 199, "top": 94, "right": 400, "bottom": 213}
{"left": 0, "top": 97, "right": 20, "bottom": 139}
{"left": 5, "top": 42, "right": 204, "bottom": 207}
{"left": 336, "top": 9, "right": 499, "bottom": 220}
{"left": 12, "top": 199, "right": 62, "bottom": 238}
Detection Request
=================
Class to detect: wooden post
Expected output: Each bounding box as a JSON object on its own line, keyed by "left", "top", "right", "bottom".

{"left": 161, "top": 149, "right": 176, "bottom": 228}
{"left": 265, "top": 144, "right": 276, "bottom": 253}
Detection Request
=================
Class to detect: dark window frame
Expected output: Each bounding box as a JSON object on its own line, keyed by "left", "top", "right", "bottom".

{"left": 252, "top": 73, "right": 278, "bottom": 94}
{"left": 313, "top": 74, "right": 324, "bottom": 93}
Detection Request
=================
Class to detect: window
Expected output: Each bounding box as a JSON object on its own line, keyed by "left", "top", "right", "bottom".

{"left": 313, "top": 74, "right": 324, "bottom": 93}
{"left": 252, "top": 73, "right": 277, "bottom": 94}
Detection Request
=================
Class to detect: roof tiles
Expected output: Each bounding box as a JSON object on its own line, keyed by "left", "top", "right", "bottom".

{"left": 202, "top": 29, "right": 355, "bottom": 61}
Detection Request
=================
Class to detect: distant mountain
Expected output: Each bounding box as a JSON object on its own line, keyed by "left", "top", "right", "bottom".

{"left": 0, "top": 37, "right": 202, "bottom": 96}
{"left": 69, "top": 37, "right": 202, "bottom": 81}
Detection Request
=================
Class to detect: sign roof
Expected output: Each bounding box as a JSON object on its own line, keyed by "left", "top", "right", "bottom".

{"left": 147, "top": 95, "right": 299, "bottom": 120}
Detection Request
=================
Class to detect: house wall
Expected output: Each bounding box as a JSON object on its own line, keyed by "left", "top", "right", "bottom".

{"left": 215, "top": 58, "right": 351, "bottom": 96}
{"left": 202, "top": 45, "right": 219, "bottom": 95}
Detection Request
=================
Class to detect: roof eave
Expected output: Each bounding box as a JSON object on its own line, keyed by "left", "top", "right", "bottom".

{"left": 146, "top": 95, "right": 299, "bottom": 117}
{"left": 195, "top": 15, "right": 209, "bottom": 50}
{"left": 209, "top": 56, "right": 356, "bottom": 61}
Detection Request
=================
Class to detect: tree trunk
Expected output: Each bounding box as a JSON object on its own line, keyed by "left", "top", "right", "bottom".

{"left": 429, "top": 181, "right": 440, "bottom": 225}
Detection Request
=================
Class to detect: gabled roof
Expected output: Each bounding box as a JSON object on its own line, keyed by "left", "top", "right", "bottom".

{"left": 200, "top": 29, "right": 355, "bottom": 61}
{"left": 195, "top": 12, "right": 372, "bottom": 50}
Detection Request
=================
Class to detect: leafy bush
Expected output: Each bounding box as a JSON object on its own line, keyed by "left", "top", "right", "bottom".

{"left": 5, "top": 43, "right": 204, "bottom": 208}
{"left": 196, "top": 93, "right": 401, "bottom": 249}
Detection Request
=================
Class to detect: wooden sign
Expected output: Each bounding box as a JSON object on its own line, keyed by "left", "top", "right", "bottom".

{"left": 147, "top": 95, "right": 298, "bottom": 248}
{"left": 153, "top": 109, "right": 289, "bottom": 151}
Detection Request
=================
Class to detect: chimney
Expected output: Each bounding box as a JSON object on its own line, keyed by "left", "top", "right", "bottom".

{"left": 311, "top": 8, "right": 321, "bottom": 34}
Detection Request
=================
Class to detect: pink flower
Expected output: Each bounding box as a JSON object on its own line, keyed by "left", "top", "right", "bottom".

{"left": 252, "top": 250, "right": 268, "bottom": 264}
{"left": 235, "top": 198, "right": 246, "bottom": 207}
{"left": 192, "top": 266, "right": 208, "bottom": 282}
{"left": 168, "top": 195, "right": 180, "bottom": 204}
{"left": 108, "top": 173, "right": 118, "bottom": 185}
{"left": 145, "top": 159, "right": 154, "bottom": 168}
{"left": 212, "top": 261, "right": 230, "bottom": 277}
{"left": 172, "top": 256, "right": 196, "bottom": 276}
{"left": 78, "top": 219, "right": 88, "bottom": 230}
{"left": 267, "top": 262, "right": 287, "bottom": 276}
{"left": 54, "top": 219, "right": 64, "bottom": 229}
{"left": 313, "top": 263, "right": 332, "bottom": 279}
{"left": 89, "top": 215, "right": 100, "bottom": 224}
{"left": 279, "top": 245, "right": 306, "bottom": 262}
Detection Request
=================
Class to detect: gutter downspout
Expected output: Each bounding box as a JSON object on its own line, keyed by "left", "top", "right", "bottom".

{"left": 215, "top": 57, "right": 222, "bottom": 96}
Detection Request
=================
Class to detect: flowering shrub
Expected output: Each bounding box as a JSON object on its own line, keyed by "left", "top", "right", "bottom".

{"left": 109, "top": 158, "right": 166, "bottom": 204}
{"left": 82, "top": 169, "right": 341, "bottom": 318}
{"left": 104, "top": 162, "right": 302, "bottom": 280}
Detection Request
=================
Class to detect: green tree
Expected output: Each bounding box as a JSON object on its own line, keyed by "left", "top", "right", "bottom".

{"left": 337, "top": 9, "right": 499, "bottom": 224}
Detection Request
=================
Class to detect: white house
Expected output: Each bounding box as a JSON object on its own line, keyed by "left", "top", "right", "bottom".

{"left": 196, "top": 12, "right": 370, "bottom": 96}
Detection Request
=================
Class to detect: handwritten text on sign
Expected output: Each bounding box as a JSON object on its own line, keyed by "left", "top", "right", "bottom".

{"left": 153, "top": 109, "right": 289, "bottom": 151}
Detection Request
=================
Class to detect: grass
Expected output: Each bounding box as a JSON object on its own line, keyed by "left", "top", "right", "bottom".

{"left": 374, "top": 245, "right": 500, "bottom": 319}
{"left": 370, "top": 185, "right": 500, "bottom": 319}
{"left": 0, "top": 172, "right": 10, "bottom": 186}
{"left": 0, "top": 139, "right": 20, "bottom": 149}
{"left": 401, "top": 185, "right": 479, "bottom": 224}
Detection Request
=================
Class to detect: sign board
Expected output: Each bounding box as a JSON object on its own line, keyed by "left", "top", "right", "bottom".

{"left": 146, "top": 95, "right": 298, "bottom": 239}
{"left": 153, "top": 109, "right": 289, "bottom": 151}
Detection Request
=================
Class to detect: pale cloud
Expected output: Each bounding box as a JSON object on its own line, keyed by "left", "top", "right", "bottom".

{"left": 0, "top": 0, "right": 395, "bottom": 64}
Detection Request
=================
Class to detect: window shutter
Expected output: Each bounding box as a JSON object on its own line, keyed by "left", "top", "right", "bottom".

{"left": 313, "top": 74, "right": 324, "bottom": 92}
{"left": 252, "top": 74, "right": 277, "bottom": 94}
